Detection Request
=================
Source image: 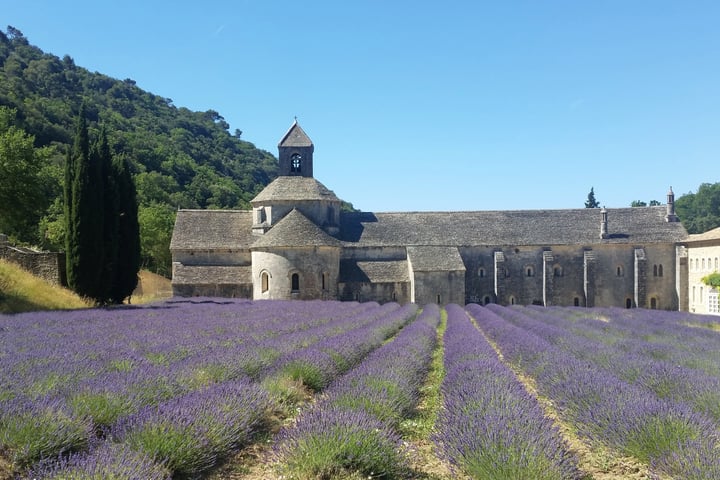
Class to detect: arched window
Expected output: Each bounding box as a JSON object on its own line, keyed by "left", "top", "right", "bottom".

{"left": 653, "top": 265, "right": 658, "bottom": 277}
{"left": 261, "top": 271, "right": 270, "bottom": 293}
{"left": 290, "top": 153, "right": 302, "bottom": 173}
{"left": 617, "top": 266, "right": 624, "bottom": 277}
{"left": 658, "top": 264, "right": 663, "bottom": 277}
{"left": 509, "top": 295, "right": 516, "bottom": 305}
{"left": 483, "top": 295, "right": 491, "bottom": 305}
{"left": 291, "top": 273, "right": 299, "bottom": 292}
{"left": 321, "top": 272, "right": 328, "bottom": 291}
{"left": 526, "top": 266, "right": 535, "bottom": 277}
{"left": 478, "top": 267, "right": 486, "bottom": 278}
{"left": 573, "top": 297, "right": 580, "bottom": 307}
{"left": 702, "top": 258, "right": 706, "bottom": 270}
{"left": 553, "top": 265, "right": 563, "bottom": 277}
{"left": 650, "top": 297, "right": 658, "bottom": 309}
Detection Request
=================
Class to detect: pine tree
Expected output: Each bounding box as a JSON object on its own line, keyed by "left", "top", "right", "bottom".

{"left": 111, "top": 154, "right": 141, "bottom": 303}
{"left": 585, "top": 187, "right": 600, "bottom": 208}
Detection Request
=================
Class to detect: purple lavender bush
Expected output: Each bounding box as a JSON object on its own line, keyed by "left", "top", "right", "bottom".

{"left": 273, "top": 402, "right": 408, "bottom": 479}
{"left": 0, "top": 394, "right": 93, "bottom": 468}
{"left": 475, "top": 303, "right": 720, "bottom": 479}
{"left": 434, "top": 304, "right": 579, "bottom": 480}
{"left": 28, "top": 441, "right": 171, "bottom": 479}
{"left": 272, "top": 304, "right": 440, "bottom": 478}
{"left": 110, "top": 377, "right": 272, "bottom": 477}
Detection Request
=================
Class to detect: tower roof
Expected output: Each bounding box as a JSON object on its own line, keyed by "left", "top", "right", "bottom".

{"left": 251, "top": 176, "right": 341, "bottom": 204}
{"left": 251, "top": 208, "right": 342, "bottom": 249}
{"left": 278, "top": 120, "right": 313, "bottom": 147}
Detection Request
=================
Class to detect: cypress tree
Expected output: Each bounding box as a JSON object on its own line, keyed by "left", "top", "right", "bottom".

{"left": 97, "top": 127, "right": 118, "bottom": 303}
{"left": 63, "top": 145, "right": 75, "bottom": 288}
{"left": 66, "top": 104, "right": 105, "bottom": 302}
{"left": 111, "top": 154, "right": 141, "bottom": 303}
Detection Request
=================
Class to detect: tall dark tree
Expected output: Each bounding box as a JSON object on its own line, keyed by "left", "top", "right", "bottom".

{"left": 585, "top": 187, "right": 600, "bottom": 208}
{"left": 111, "top": 153, "right": 141, "bottom": 303}
{"left": 96, "top": 127, "right": 118, "bottom": 302}
{"left": 65, "top": 104, "right": 104, "bottom": 301}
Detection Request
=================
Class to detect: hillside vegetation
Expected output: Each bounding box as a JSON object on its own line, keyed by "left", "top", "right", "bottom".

{"left": 0, "top": 26, "right": 278, "bottom": 275}
{"left": 0, "top": 258, "right": 90, "bottom": 313}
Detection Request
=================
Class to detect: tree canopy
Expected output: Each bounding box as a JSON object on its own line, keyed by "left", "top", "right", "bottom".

{"left": 584, "top": 187, "right": 600, "bottom": 208}
{"left": 675, "top": 183, "right": 720, "bottom": 234}
{"left": 0, "top": 26, "right": 278, "bottom": 275}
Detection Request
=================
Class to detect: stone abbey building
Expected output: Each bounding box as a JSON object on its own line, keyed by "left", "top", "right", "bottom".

{"left": 171, "top": 121, "right": 690, "bottom": 309}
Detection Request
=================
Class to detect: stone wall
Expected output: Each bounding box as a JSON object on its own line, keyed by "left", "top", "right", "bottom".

{"left": 251, "top": 246, "right": 340, "bottom": 300}
{"left": 0, "top": 241, "right": 66, "bottom": 286}
{"left": 459, "top": 243, "right": 680, "bottom": 310}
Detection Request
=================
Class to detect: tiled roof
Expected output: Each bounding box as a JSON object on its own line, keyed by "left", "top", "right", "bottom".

{"left": 278, "top": 121, "right": 313, "bottom": 147}
{"left": 685, "top": 226, "right": 720, "bottom": 244}
{"left": 170, "top": 210, "right": 254, "bottom": 250}
{"left": 251, "top": 209, "right": 342, "bottom": 249}
{"left": 407, "top": 246, "right": 466, "bottom": 271}
{"left": 339, "top": 207, "right": 687, "bottom": 247}
{"left": 251, "top": 177, "right": 341, "bottom": 203}
{"left": 172, "top": 264, "right": 252, "bottom": 284}
{"left": 339, "top": 260, "right": 410, "bottom": 283}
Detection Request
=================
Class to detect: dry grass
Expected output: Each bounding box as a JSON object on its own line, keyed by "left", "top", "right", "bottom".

{"left": 0, "top": 260, "right": 171, "bottom": 313}
{"left": 0, "top": 258, "right": 91, "bottom": 313}
{"left": 131, "top": 269, "right": 173, "bottom": 304}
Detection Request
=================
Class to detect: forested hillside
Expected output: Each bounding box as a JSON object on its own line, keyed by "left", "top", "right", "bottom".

{"left": 0, "top": 26, "right": 277, "bottom": 275}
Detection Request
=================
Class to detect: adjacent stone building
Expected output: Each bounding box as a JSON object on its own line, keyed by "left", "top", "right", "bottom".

{"left": 681, "top": 227, "right": 720, "bottom": 314}
{"left": 171, "top": 121, "right": 689, "bottom": 308}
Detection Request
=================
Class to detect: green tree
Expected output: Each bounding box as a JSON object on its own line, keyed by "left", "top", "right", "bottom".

{"left": 675, "top": 183, "right": 720, "bottom": 234}
{"left": 111, "top": 154, "right": 141, "bottom": 303}
{"left": 96, "top": 127, "right": 118, "bottom": 302}
{"left": 585, "top": 187, "right": 600, "bottom": 208}
{"left": 65, "top": 104, "right": 104, "bottom": 301}
{"left": 0, "top": 107, "right": 48, "bottom": 241}
{"left": 631, "top": 200, "right": 661, "bottom": 207}
{"left": 702, "top": 272, "right": 720, "bottom": 289}
{"left": 138, "top": 202, "right": 176, "bottom": 276}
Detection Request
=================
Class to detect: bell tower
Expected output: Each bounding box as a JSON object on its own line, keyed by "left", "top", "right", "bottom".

{"left": 278, "top": 119, "right": 314, "bottom": 177}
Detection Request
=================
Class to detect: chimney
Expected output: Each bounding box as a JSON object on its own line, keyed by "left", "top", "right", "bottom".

{"left": 600, "top": 208, "right": 608, "bottom": 239}
{"left": 666, "top": 186, "right": 679, "bottom": 222}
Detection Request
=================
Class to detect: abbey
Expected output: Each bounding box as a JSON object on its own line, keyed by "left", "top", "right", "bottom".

{"left": 170, "top": 121, "right": 690, "bottom": 309}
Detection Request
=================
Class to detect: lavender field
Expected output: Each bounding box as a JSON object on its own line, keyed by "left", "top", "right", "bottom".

{"left": 1, "top": 298, "right": 719, "bottom": 479}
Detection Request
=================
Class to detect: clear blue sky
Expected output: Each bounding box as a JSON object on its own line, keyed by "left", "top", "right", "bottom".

{"left": 4, "top": 1, "right": 719, "bottom": 212}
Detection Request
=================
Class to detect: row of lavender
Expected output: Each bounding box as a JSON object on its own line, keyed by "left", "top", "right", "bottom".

{"left": 433, "top": 304, "right": 579, "bottom": 479}
{"left": 1, "top": 299, "right": 418, "bottom": 477}
{"left": 517, "top": 305, "right": 720, "bottom": 422}
{"left": 471, "top": 303, "right": 720, "bottom": 479}
{"left": 272, "top": 304, "right": 442, "bottom": 478}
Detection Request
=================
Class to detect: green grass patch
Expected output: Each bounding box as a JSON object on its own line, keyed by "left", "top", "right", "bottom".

{"left": 400, "top": 308, "right": 447, "bottom": 440}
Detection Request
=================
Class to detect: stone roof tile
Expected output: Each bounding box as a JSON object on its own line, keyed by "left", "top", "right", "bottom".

{"left": 339, "top": 206, "right": 687, "bottom": 247}
{"left": 278, "top": 121, "right": 313, "bottom": 147}
{"left": 170, "top": 210, "right": 254, "bottom": 250}
{"left": 407, "top": 246, "right": 466, "bottom": 271}
{"left": 251, "top": 177, "right": 341, "bottom": 203}
{"left": 339, "top": 260, "right": 410, "bottom": 283}
{"left": 172, "top": 264, "right": 252, "bottom": 284}
{"left": 251, "top": 209, "right": 342, "bottom": 249}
